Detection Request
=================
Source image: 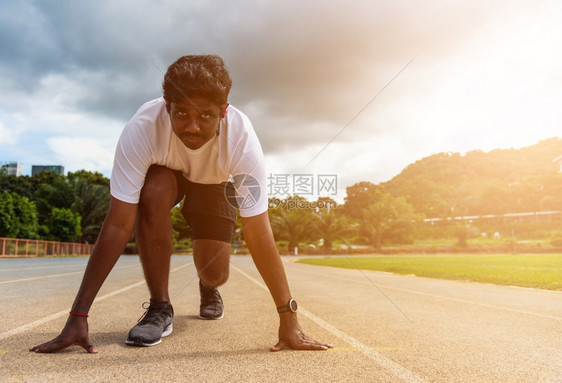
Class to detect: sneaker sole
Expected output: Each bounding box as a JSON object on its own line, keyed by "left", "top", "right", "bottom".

{"left": 198, "top": 312, "right": 224, "bottom": 320}
{"left": 125, "top": 323, "right": 173, "bottom": 347}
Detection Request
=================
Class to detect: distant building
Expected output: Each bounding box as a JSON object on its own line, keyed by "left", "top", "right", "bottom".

{"left": 1, "top": 162, "right": 24, "bottom": 176}
{"left": 554, "top": 155, "right": 562, "bottom": 173}
{"left": 31, "top": 165, "right": 65, "bottom": 176}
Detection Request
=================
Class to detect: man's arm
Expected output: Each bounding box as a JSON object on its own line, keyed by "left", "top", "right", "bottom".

{"left": 30, "top": 197, "right": 137, "bottom": 353}
{"left": 241, "top": 211, "right": 333, "bottom": 351}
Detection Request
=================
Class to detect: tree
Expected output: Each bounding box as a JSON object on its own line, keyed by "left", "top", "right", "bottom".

{"left": 33, "top": 174, "right": 73, "bottom": 225}
{"left": 0, "top": 191, "right": 16, "bottom": 237}
{"left": 311, "top": 208, "right": 357, "bottom": 249}
{"left": 12, "top": 193, "right": 39, "bottom": 239}
{"left": 48, "top": 207, "right": 82, "bottom": 242}
{"left": 342, "top": 181, "right": 382, "bottom": 220}
{"left": 2, "top": 169, "right": 113, "bottom": 242}
{"left": 268, "top": 196, "right": 319, "bottom": 251}
{"left": 0, "top": 191, "right": 39, "bottom": 238}
{"left": 69, "top": 176, "right": 110, "bottom": 243}
{"left": 27, "top": 170, "right": 111, "bottom": 243}
{"left": 30, "top": 170, "right": 62, "bottom": 190}
{"left": 67, "top": 170, "right": 110, "bottom": 186}
{"left": 455, "top": 223, "right": 469, "bottom": 247}
{"left": 171, "top": 204, "right": 192, "bottom": 242}
{"left": 361, "top": 190, "right": 419, "bottom": 248}
{"left": 0, "top": 173, "right": 34, "bottom": 199}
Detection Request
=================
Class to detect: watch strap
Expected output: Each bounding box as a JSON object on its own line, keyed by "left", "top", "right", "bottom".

{"left": 277, "top": 299, "right": 297, "bottom": 313}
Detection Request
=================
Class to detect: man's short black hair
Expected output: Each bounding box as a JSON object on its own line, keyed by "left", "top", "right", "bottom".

{"left": 163, "top": 54, "right": 232, "bottom": 106}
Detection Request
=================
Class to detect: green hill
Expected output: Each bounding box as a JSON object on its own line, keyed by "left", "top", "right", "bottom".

{"left": 383, "top": 137, "right": 562, "bottom": 217}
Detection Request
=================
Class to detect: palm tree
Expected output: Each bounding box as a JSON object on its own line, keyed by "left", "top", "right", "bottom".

{"left": 269, "top": 208, "right": 311, "bottom": 251}
{"left": 311, "top": 209, "right": 357, "bottom": 249}
{"left": 268, "top": 196, "right": 320, "bottom": 252}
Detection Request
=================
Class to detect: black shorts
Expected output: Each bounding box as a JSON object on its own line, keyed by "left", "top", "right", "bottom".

{"left": 173, "top": 171, "right": 237, "bottom": 244}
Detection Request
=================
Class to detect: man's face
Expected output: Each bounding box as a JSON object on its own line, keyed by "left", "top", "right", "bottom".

{"left": 167, "top": 96, "right": 226, "bottom": 150}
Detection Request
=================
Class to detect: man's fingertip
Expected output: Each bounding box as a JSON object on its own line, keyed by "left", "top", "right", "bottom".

{"left": 86, "top": 346, "right": 98, "bottom": 354}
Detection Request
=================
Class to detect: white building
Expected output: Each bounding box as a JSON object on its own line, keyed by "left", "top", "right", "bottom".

{"left": 1, "top": 162, "right": 24, "bottom": 177}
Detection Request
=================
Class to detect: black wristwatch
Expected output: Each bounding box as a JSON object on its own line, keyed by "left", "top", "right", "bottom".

{"left": 277, "top": 298, "right": 298, "bottom": 314}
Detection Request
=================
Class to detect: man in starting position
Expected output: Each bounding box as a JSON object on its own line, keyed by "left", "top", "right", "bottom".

{"left": 30, "top": 54, "right": 332, "bottom": 353}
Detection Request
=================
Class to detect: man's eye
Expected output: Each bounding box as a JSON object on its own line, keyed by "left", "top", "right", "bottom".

{"left": 201, "top": 114, "right": 211, "bottom": 119}
{"left": 176, "top": 111, "right": 187, "bottom": 117}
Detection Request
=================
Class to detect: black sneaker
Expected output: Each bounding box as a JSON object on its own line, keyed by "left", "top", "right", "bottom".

{"left": 126, "top": 299, "right": 174, "bottom": 347}
{"left": 199, "top": 280, "right": 224, "bottom": 320}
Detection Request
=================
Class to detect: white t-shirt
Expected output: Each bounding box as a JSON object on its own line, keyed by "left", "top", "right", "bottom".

{"left": 110, "top": 97, "right": 268, "bottom": 217}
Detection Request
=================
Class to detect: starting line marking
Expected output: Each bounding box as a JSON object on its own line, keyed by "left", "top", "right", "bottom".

{"left": 230, "top": 263, "right": 426, "bottom": 383}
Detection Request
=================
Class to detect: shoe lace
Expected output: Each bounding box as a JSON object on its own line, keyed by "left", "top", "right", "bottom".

{"left": 201, "top": 286, "right": 221, "bottom": 304}
{"left": 136, "top": 301, "right": 168, "bottom": 324}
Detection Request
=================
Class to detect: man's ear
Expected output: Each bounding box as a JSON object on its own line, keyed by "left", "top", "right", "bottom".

{"left": 221, "top": 103, "right": 230, "bottom": 118}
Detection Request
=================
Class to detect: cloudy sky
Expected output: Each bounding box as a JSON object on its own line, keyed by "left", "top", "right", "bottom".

{"left": 1, "top": 0, "right": 561, "bottom": 202}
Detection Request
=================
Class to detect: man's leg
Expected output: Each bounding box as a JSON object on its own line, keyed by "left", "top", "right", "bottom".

{"left": 193, "top": 239, "right": 231, "bottom": 288}
{"left": 126, "top": 165, "right": 179, "bottom": 347}
{"left": 135, "top": 165, "right": 180, "bottom": 301}
{"left": 192, "top": 236, "right": 232, "bottom": 320}
{"left": 182, "top": 181, "right": 237, "bottom": 319}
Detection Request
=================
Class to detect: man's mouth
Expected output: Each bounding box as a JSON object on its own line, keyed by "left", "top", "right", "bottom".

{"left": 183, "top": 134, "right": 200, "bottom": 141}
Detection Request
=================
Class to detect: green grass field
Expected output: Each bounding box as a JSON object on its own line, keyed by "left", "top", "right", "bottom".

{"left": 296, "top": 254, "right": 562, "bottom": 291}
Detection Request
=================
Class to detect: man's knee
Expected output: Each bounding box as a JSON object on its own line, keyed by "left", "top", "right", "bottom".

{"left": 199, "top": 268, "right": 229, "bottom": 288}
{"left": 198, "top": 255, "right": 230, "bottom": 287}
{"left": 139, "top": 165, "right": 177, "bottom": 209}
{"left": 194, "top": 239, "right": 231, "bottom": 287}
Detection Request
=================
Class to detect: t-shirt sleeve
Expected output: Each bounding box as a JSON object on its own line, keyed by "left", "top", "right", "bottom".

{"left": 110, "top": 122, "right": 153, "bottom": 204}
{"left": 228, "top": 115, "right": 269, "bottom": 218}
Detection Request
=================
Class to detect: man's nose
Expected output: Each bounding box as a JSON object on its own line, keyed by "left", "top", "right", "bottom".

{"left": 183, "top": 118, "right": 200, "bottom": 133}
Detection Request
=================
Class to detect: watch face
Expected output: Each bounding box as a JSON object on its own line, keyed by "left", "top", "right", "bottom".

{"left": 289, "top": 299, "right": 298, "bottom": 312}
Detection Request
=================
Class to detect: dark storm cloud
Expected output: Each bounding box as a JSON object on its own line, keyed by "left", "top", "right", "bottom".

{"left": 214, "top": 1, "right": 511, "bottom": 152}
{"left": 0, "top": 1, "right": 153, "bottom": 118}
{"left": 0, "top": 0, "right": 509, "bottom": 152}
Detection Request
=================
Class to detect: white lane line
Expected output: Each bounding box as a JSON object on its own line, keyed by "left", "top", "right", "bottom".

{"left": 0, "top": 280, "right": 145, "bottom": 341}
{"left": 0, "top": 263, "right": 140, "bottom": 284}
{"left": 290, "top": 267, "right": 562, "bottom": 321}
{"left": 230, "top": 264, "right": 426, "bottom": 383}
{"left": 0, "top": 262, "right": 192, "bottom": 341}
{"left": 0, "top": 270, "right": 85, "bottom": 284}
{"left": 0, "top": 264, "right": 88, "bottom": 272}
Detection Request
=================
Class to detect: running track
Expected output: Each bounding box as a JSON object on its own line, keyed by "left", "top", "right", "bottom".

{"left": 1, "top": 255, "right": 561, "bottom": 382}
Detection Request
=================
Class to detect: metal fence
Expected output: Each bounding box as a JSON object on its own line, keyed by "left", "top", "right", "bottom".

{"left": 0, "top": 237, "right": 94, "bottom": 257}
